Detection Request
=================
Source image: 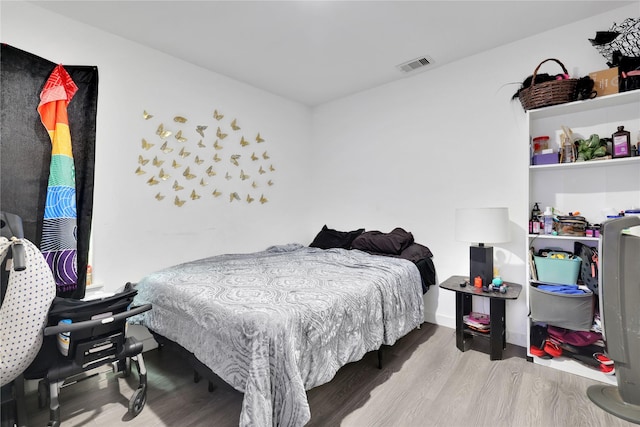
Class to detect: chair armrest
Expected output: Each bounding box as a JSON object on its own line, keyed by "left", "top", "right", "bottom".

{"left": 43, "top": 304, "right": 152, "bottom": 336}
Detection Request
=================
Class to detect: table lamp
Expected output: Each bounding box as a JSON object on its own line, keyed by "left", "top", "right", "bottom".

{"left": 455, "top": 207, "right": 510, "bottom": 288}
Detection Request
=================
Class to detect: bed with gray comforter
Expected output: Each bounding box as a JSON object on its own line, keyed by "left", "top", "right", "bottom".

{"left": 133, "top": 243, "right": 424, "bottom": 426}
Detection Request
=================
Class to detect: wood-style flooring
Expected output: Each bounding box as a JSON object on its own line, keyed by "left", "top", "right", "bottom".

{"left": 24, "top": 323, "right": 634, "bottom": 426}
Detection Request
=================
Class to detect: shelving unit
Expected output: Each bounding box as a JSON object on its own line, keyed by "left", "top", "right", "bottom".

{"left": 525, "top": 90, "right": 640, "bottom": 385}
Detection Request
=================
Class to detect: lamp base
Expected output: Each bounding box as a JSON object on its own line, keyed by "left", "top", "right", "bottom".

{"left": 470, "top": 245, "right": 493, "bottom": 288}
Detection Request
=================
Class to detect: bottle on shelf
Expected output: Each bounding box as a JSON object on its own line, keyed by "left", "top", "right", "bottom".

{"left": 530, "top": 202, "right": 541, "bottom": 234}
{"left": 543, "top": 207, "right": 554, "bottom": 235}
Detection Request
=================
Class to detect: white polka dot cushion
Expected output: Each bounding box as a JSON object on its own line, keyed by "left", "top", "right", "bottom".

{"left": 1, "top": 237, "right": 56, "bottom": 387}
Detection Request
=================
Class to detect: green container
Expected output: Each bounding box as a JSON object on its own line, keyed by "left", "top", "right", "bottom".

{"left": 534, "top": 253, "right": 582, "bottom": 285}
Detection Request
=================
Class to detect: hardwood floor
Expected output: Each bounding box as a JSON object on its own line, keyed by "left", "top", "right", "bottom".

{"left": 24, "top": 323, "right": 634, "bottom": 426}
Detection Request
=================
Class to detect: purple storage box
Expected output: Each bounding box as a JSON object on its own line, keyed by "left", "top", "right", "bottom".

{"left": 532, "top": 152, "right": 558, "bottom": 165}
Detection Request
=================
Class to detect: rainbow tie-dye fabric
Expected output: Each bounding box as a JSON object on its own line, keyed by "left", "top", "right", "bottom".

{"left": 38, "top": 64, "right": 78, "bottom": 291}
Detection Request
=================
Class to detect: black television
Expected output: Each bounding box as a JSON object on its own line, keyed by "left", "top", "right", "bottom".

{"left": 587, "top": 216, "right": 640, "bottom": 423}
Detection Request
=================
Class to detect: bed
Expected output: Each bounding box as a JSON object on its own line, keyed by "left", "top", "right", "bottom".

{"left": 132, "top": 227, "right": 433, "bottom": 427}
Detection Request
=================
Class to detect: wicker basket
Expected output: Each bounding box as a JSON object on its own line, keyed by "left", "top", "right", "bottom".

{"left": 518, "top": 58, "right": 578, "bottom": 110}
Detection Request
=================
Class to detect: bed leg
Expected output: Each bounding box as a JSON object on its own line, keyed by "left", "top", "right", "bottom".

{"left": 377, "top": 348, "right": 383, "bottom": 369}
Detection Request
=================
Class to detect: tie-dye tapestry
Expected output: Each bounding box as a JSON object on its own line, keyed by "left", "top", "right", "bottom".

{"left": 38, "top": 64, "right": 79, "bottom": 291}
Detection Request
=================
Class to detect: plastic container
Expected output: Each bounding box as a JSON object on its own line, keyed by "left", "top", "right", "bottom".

{"left": 543, "top": 207, "right": 554, "bottom": 235}
{"left": 534, "top": 253, "right": 582, "bottom": 285}
{"left": 557, "top": 215, "right": 587, "bottom": 236}
{"left": 529, "top": 283, "right": 594, "bottom": 331}
{"left": 57, "top": 319, "right": 72, "bottom": 356}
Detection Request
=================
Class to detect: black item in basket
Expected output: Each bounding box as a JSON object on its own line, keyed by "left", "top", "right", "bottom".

{"left": 590, "top": 18, "right": 640, "bottom": 66}
{"left": 517, "top": 58, "right": 579, "bottom": 110}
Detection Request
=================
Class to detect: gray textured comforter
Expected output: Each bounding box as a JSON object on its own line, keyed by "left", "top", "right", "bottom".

{"left": 133, "top": 244, "right": 424, "bottom": 426}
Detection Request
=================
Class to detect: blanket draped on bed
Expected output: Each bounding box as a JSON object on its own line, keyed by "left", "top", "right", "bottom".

{"left": 133, "top": 244, "right": 424, "bottom": 426}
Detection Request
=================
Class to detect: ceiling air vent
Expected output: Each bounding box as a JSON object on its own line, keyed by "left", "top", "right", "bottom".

{"left": 397, "top": 56, "right": 434, "bottom": 73}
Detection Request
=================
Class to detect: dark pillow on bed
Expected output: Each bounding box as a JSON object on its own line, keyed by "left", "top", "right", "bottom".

{"left": 399, "top": 243, "right": 433, "bottom": 263}
{"left": 309, "top": 225, "right": 365, "bottom": 249}
{"left": 351, "top": 227, "right": 414, "bottom": 255}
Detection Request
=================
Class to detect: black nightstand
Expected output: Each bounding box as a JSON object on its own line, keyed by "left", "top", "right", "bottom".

{"left": 440, "top": 275, "right": 522, "bottom": 360}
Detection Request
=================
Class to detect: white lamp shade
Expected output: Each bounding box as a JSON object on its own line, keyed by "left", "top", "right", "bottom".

{"left": 455, "top": 207, "right": 510, "bottom": 244}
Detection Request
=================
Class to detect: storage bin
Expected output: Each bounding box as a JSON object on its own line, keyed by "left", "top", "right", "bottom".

{"left": 534, "top": 254, "right": 581, "bottom": 285}
{"left": 529, "top": 283, "right": 594, "bottom": 331}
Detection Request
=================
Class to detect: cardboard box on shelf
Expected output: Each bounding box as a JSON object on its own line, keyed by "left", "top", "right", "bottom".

{"left": 589, "top": 67, "right": 619, "bottom": 97}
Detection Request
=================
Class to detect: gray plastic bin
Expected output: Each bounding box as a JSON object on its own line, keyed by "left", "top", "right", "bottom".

{"left": 529, "top": 283, "right": 594, "bottom": 331}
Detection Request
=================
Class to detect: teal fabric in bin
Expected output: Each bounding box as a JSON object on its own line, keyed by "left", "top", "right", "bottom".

{"left": 534, "top": 254, "right": 582, "bottom": 285}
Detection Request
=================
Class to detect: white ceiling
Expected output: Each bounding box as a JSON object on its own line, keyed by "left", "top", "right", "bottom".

{"left": 30, "top": 1, "right": 633, "bottom": 106}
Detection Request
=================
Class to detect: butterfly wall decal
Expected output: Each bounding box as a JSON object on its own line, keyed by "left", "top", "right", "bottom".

{"left": 240, "top": 136, "right": 249, "bottom": 147}
{"left": 230, "top": 154, "right": 241, "bottom": 166}
{"left": 159, "top": 168, "right": 170, "bottom": 181}
{"left": 173, "top": 180, "right": 184, "bottom": 191}
{"left": 256, "top": 133, "right": 264, "bottom": 143}
{"left": 153, "top": 156, "right": 164, "bottom": 167}
{"left": 259, "top": 166, "right": 266, "bottom": 175}
{"left": 260, "top": 194, "right": 268, "bottom": 204}
{"left": 214, "top": 140, "right": 223, "bottom": 150}
{"left": 179, "top": 147, "right": 191, "bottom": 158}
{"left": 138, "top": 155, "right": 149, "bottom": 165}
{"left": 194, "top": 155, "right": 204, "bottom": 165}
{"left": 199, "top": 178, "right": 207, "bottom": 187}
{"left": 135, "top": 166, "right": 146, "bottom": 175}
{"left": 213, "top": 109, "right": 224, "bottom": 120}
{"left": 160, "top": 141, "right": 174, "bottom": 153}
{"left": 212, "top": 189, "right": 222, "bottom": 197}
{"left": 143, "top": 110, "right": 153, "bottom": 120}
{"left": 216, "top": 127, "right": 227, "bottom": 139}
{"left": 197, "top": 140, "right": 206, "bottom": 148}
{"left": 155, "top": 192, "right": 164, "bottom": 201}
{"left": 213, "top": 153, "right": 221, "bottom": 162}
{"left": 147, "top": 176, "right": 159, "bottom": 186}
{"left": 190, "top": 190, "right": 201, "bottom": 200}
{"left": 175, "top": 130, "right": 187, "bottom": 143}
{"left": 251, "top": 181, "right": 258, "bottom": 189}
{"left": 230, "top": 192, "right": 240, "bottom": 202}
{"left": 251, "top": 152, "right": 259, "bottom": 161}
{"left": 246, "top": 194, "right": 254, "bottom": 203}
{"left": 156, "top": 124, "right": 172, "bottom": 139}
{"left": 141, "top": 139, "right": 154, "bottom": 150}
{"left": 172, "top": 159, "right": 182, "bottom": 169}
{"left": 183, "top": 167, "right": 196, "bottom": 180}
{"left": 225, "top": 172, "right": 232, "bottom": 180}
{"left": 262, "top": 151, "right": 270, "bottom": 160}
{"left": 196, "top": 125, "right": 207, "bottom": 137}
{"left": 231, "top": 119, "right": 240, "bottom": 130}
{"left": 174, "top": 116, "right": 187, "bottom": 123}
{"left": 240, "top": 170, "right": 249, "bottom": 180}
{"left": 174, "top": 196, "right": 186, "bottom": 207}
{"left": 268, "top": 180, "right": 274, "bottom": 186}
{"left": 269, "top": 164, "right": 275, "bottom": 172}
{"left": 205, "top": 166, "right": 216, "bottom": 176}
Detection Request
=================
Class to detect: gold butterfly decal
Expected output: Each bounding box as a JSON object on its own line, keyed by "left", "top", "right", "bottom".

{"left": 231, "top": 119, "right": 240, "bottom": 131}
{"left": 205, "top": 166, "right": 216, "bottom": 176}
{"left": 153, "top": 156, "right": 164, "bottom": 167}
{"left": 212, "top": 189, "right": 222, "bottom": 197}
{"left": 256, "top": 133, "right": 264, "bottom": 143}
{"left": 214, "top": 140, "right": 223, "bottom": 150}
{"left": 197, "top": 140, "right": 206, "bottom": 148}
{"left": 175, "top": 130, "right": 187, "bottom": 143}
{"left": 196, "top": 125, "right": 207, "bottom": 137}
{"left": 213, "top": 153, "right": 221, "bottom": 162}
{"left": 194, "top": 155, "right": 204, "bottom": 165}
{"left": 156, "top": 124, "right": 172, "bottom": 139}
{"left": 135, "top": 166, "right": 146, "bottom": 175}
{"left": 216, "top": 127, "right": 227, "bottom": 139}
{"left": 268, "top": 180, "right": 274, "bottom": 186}
{"left": 147, "top": 176, "right": 159, "bottom": 186}
{"left": 183, "top": 167, "right": 196, "bottom": 180}
{"left": 246, "top": 194, "right": 254, "bottom": 203}
{"left": 160, "top": 141, "right": 173, "bottom": 153}
{"left": 174, "top": 196, "right": 186, "bottom": 207}
{"left": 174, "top": 116, "right": 187, "bottom": 123}
{"left": 138, "top": 155, "right": 149, "bottom": 165}
{"left": 251, "top": 181, "right": 258, "bottom": 189}
{"left": 173, "top": 180, "right": 184, "bottom": 191}
{"left": 172, "top": 159, "right": 182, "bottom": 169}
{"left": 141, "top": 139, "right": 154, "bottom": 150}
{"left": 269, "top": 164, "right": 276, "bottom": 172}
{"left": 251, "top": 152, "right": 259, "bottom": 161}
{"left": 143, "top": 110, "right": 153, "bottom": 120}
{"left": 262, "top": 151, "right": 270, "bottom": 160}
{"left": 239, "top": 136, "right": 249, "bottom": 147}
{"left": 230, "top": 154, "right": 241, "bottom": 166}
{"left": 190, "top": 190, "right": 201, "bottom": 200}
{"left": 230, "top": 192, "right": 240, "bottom": 202}
{"left": 159, "top": 168, "right": 170, "bottom": 181}
{"left": 213, "top": 109, "right": 224, "bottom": 121}
{"left": 179, "top": 147, "right": 191, "bottom": 158}
{"left": 155, "top": 192, "right": 165, "bottom": 201}
{"left": 225, "top": 172, "right": 232, "bottom": 180}
{"left": 199, "top": 178, "right": 207, "bottom": 187}
{"left": 240, "top": 170, "right": 250, "bottom": 180}
{"left": 259, "top": 166, "right": 266, "bottom": 175}
{"left": 260, "top": 194, "right": 268, "bottom": 204}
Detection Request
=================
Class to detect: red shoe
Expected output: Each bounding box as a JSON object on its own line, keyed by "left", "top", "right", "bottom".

{"left": 594, "top": 352, "right": 614, "bottom": 365}
{"left": 530, "top": 345, "right": 547, "bottom": 357}
{"left": 543, "top": 340, "right": 563, "bottom": 357}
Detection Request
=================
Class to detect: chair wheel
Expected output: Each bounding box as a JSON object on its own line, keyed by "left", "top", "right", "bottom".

{"left": 128, "top": 387, "right": 146, "bottom": 417}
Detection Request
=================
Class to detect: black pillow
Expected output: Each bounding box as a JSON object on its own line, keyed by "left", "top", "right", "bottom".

{"left": 351, "top": 227, "right": 414, "bottom": 255}
{"left": 309, "top": 225, "right": 365, "bottom": 250}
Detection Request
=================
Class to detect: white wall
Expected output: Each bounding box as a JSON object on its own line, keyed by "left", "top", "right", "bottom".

{"left": 2, "top": 1, "right": 637, "bottom": 347}
{"left": 1, "top": 1, "right": 313, "bottom": 289}
{"left": 310, "top": 4, "right": 638, "bottom": 345}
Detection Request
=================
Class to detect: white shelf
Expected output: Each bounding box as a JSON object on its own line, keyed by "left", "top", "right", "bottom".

{"left": 530, "top": 355, "right": 617, "bottom": 386}
{"left": 530, "top": 156, "right": 640, "bottom": 171}
{"left": 528, "top": 90, "right": 640, "bottom": 120}
{"left": 528, "top": 234, "right": 599, "bottom": 242}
